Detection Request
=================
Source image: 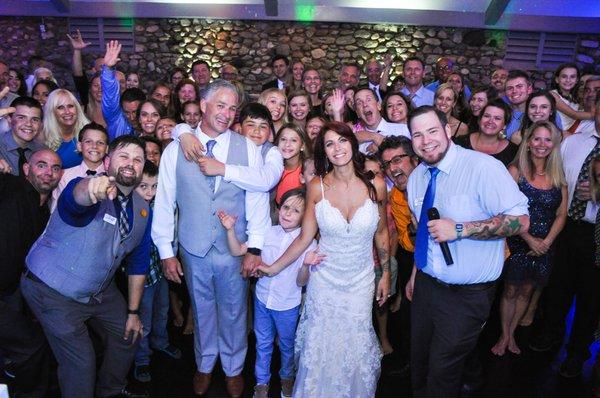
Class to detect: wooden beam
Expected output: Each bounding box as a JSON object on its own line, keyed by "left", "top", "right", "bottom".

{"left": 49, "top": 0, "right": 71, "bottom": 13}
{"left": 485, "top": 0, "right": 510, "bottom": 25}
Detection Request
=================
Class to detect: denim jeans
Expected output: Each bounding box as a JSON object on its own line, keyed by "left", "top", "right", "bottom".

{"left": 135, "top": 277, "right": 170, "bottom": 366}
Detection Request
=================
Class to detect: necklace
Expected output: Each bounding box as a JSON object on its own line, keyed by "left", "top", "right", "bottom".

{"left": 535, "top": 170, "right": 546, "bottom": 176}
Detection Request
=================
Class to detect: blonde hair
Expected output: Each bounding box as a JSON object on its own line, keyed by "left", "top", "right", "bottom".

{"left": 258, "top": 88, "right": 289, "bottom": 124}
{"left": 434, "top": 83, "right": 458, "bottom": 117}
{"left": 515, "top": 120, "right": 565, "bottom": 188}
{"left": 43, "top": 89, "right": 90, "bottom": 151}
{"left": 589, "top": 154, "right": 600, "bottom": 202}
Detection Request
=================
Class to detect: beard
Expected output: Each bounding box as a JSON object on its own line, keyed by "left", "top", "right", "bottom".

{"left": 114, "top": 166, "right": 141, "bottom": 187}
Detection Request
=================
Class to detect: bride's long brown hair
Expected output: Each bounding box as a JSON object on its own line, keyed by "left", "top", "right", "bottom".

{"left": 313, "top": 121, "right": 376, "bottom": 200}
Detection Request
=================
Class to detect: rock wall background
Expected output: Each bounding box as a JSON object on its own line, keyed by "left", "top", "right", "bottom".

{"left": 0, "top": 16, "right": 599, "bottom": 95}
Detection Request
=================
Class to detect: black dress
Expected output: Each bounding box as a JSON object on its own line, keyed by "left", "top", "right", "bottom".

{"left": 453, "top": 134, "right": 519, "bottom": 167}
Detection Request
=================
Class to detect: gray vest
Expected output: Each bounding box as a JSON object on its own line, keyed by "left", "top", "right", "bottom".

{"left": 176, "top": 131, "right": 249, "bottom": 257}
{"left": 260, "top": 141, "right": 274, "bottom": 161}
{"left": 26, "top": 192, "right": 149, "bottom": 303}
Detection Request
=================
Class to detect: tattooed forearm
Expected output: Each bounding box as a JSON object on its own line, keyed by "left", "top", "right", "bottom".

{"left": 464, "top": 214, "right": 529, "bottom": 240}
{"left": 377, "top": 247, "right": 390, "bottom": 272}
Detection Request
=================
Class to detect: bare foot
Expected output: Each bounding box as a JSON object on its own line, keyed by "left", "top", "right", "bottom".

{"left": 390, "top": 296, "right": 402, "bottom": 313}
{"left": 173, "top": 313, "right": 184, "bottom": 328}
{"left": 491, "top": 336, "right": 508, "bottom": 356}
{"left": 519, "top": 313, "right": 534, "bottom": 327}
{"left": 183, "top": 321, "right": 194, "bottom": 335}
{"left": 507, "top": 337, "right": 521, "bottom": 355}
{"left": 381, "top": 339, "right": 394, "bottom": 356}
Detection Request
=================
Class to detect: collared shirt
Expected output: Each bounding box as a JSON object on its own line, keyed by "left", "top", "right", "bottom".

{"left": 505, "top": 108, "right": 524, "bottom": 139}
{"left": 172, "top": 123, "right": 284, "bottom": 193}
{"left": 277, "top": 79, "right": 286, "bottom": 90}
{"left": 0, "top": 130, "right": 47, "bottom": 176}
{"left": 0, "top": 92, "right": 19, "bottom": 135}
{"left": 401, "top": 85, "right": 435, "bottom": 107}
{"left": 152, "top": 127, "right": 270, "bottom": 258}
{"left": 101, "top": 65, "right": 133, "bottom": 141}
{"left": 50, "top": 161, "right": 107, "bottom": 212}
{"left": 369, "top": 82, "right": 384, "bottom": 102}
{"left": 57, "top": 177, "right": 151, "bottom": 275}
{"left": 359, "top": 118, "right": 410, "bottom": 154}
{"left": 256, "top": 225, "right": 317, "bottom": 311}
{"left": 0, "top": 174, "right": 50, "bottom": 294}
{"left": 561, "top": 125, "right": 600, "bottom": 224}
{"left": 390, "top": 187, "right": 414, "bottom": 252}
{"left": 407, "top": 143, "right": 529, "bottom": 284}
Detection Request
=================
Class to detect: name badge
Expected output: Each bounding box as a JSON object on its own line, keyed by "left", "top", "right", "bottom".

{"left": 103, "top": 213, "right": 117, "bottom": 225}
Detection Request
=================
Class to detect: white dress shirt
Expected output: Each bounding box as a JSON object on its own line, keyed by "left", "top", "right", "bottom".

{"left": 407, "top": 143, "right": 529, "bottom": 284}
{"left": 561, "top": 124, "right": 600, "bottom": 223}
{"left": 369, "top": 81, "right": 383, "bottom": 102}
{"left": 401, "top": 85, "right": 435, "bottom": 107}
{"left": 359, "top": 117, "right": 410, "bottom": 154}
{"left": 50, "top": 161, "right": 106, "bottom": 212}
{"left": 152, "top": 127, "right": 270, "bottom": 259}
{"left": 172, "top": 123, "right": 284, "bottom": 192}
{"left": 277, "top": 79, "right": 286, "bottom": 90}
{"left": 256, "top": 225, "right": 317, "bottom": 311}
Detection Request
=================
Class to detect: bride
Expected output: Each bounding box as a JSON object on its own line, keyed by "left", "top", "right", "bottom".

{"left": 259, "top": 121, "right": 390, "bottom": 397}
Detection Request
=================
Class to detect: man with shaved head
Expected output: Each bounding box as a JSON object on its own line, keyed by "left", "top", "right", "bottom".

{"left": 0, "top": 149, "right": 62, "bottom": 398}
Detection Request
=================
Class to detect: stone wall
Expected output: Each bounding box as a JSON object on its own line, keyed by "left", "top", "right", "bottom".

{"left": 0, "top": 16, "right": 599, "bottom": 95}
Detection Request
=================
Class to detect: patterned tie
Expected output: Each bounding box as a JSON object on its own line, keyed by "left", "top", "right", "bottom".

{"left": 205, "top": 139, "right": 217, "bottom": 192}
{"left": 414, "top": 167, "right": 440, "bottom": 269}
{"left": 86, "top": 169, "right": 97, "bottom": 176}
{"left": 117, "top": 193, "right": 130, "bottom": 238}
{"left": 17, "top": 147, "right": 27, "bottom": 177}
{"left": 595, "top": 209, "right": 600, "bottom": 268}
{"left": 568, "top": 137, "right": 600, "bottom": 220}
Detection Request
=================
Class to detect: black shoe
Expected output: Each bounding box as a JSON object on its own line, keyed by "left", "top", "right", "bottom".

{"left": 529, "top": 334, "right": 561, "bottom": 352}
{"left": 112, "top": 385, "right": 149, "bottom": 398}
{"left": 559, "top": 356, "right": 584, "bottom": 378}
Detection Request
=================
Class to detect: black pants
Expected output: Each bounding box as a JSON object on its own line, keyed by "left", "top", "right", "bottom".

{"left": 395, "top": 247, "right": 414, "bottom": 360}
{"left": 0, "top": 290, "right": 49, "bottom": 398}
{"left": 411, "top": 271, "right": 496, "bottom": 398}
{"left": 538, "top": 219, "right": 600, "bottom": 361}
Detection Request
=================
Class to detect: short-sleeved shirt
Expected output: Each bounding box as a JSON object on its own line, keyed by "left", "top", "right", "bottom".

{"left": 390, "top": 187, "right": 414, "bottom": 252}
{"left": 407, "top": 143, "right": 529, "bottom": 284}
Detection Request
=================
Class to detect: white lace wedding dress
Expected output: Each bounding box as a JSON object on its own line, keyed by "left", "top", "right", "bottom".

{"left": 293, "top": 181, "right": 382, "bottom": 398}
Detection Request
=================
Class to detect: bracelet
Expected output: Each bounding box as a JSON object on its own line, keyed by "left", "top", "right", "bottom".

{"left": 127, "top": 309, "right": 140, "bottom": 315}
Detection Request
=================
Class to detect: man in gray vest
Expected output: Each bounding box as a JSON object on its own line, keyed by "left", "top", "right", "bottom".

{"left": 21, "top": 135, "right": 152, "bottom": 398}
{"left": 152, "top": 79, "right": 270, "bottom": 398}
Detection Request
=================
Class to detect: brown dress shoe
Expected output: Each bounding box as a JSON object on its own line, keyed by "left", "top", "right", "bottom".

{"left": 192, "top": 372, "right": 212, "bottom": 396}
{"left": 225, "top": 375, "right": 244, "bottom": 398}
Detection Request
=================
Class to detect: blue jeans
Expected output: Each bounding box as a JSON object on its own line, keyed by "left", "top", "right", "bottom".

{"left": 254, "top": 295, "right": 299, "bottom": 385}
{"left": 135, "top": 277, "right": 170, "bottom": 366}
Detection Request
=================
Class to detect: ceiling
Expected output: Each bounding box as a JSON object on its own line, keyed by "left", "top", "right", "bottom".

{"left": 1, "top": 0, "right": 599, "bottom": 33}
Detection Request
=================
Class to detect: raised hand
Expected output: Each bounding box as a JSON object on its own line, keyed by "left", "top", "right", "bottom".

{"left": 103, "top": 40, "right": 122, "bottom": 68}
{"left": 180, "top": 132, "right": 205, "bottom": 162}
{"left": 330, "top": 88, "right": 346, "bottom": 115}
{"left": 67, "top": 29, "right": 91, "bottom": 51}
{"left": 87, "top": 175, "right": 118, "bottom": 204}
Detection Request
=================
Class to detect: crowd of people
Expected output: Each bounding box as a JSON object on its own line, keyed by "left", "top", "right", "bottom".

{"left": 0, "top": 27, "right": 599, "bottom": 398}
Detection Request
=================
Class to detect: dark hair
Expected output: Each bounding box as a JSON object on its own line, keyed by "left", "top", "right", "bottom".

{"left": 142, "top": 160, "right": 159, "bottom": 177}
{"left": 278, "top": 187, "right": 306, "bottom": 209}
{"left": 272, "top": 55, "right": 290, "bottom": 67}
{"left": 180, "top": 100, "right": 200, "bottom": 113}
{"left": 120, "top": 88, "right": 146, "bottom": 107}
{"left": 10, "top": 96, "right": 42, "bottom": 113}
{"left": 519, "top": 90, "right": 557, "bottom": 133}
{"left": 172, "top": 78, "right": 200, "bottom": 119}
{"left": 275, "top": 122, "right": 311, "bottom": 159}
{"left": 141, "top": 135, "right": 163, "bottom": 153}
{"left": 377, "top": 135, "right": 415, "bottom": 162}
{"left": 506, "top": 70, "right": 531, "bottom": 85}
{"left": 407, "top": 105, "right": 449, "bottom": 134}
{"left": 354, "top": 85, "right": 379, "bottom": 101}
{"left": 150, "top": 83, "right": 171, "bottom": 96}
{"left": 136, "top": 99, "right": 167, "bottom": 123}
{"left": 239, "top": 102, "right": 274, "bottom": 134}
{"left": 306, "top": 109, "right": 326, "bottom": 123}
{"left": 551, "top": 62, "right": 580, "bottom": 101}
{"left": 403, "top": 56, "right": 425, "bottom": 70}
{"left": 471, "top": 84, "right": 498, "bottom": 100}
{"left": 479, "top": 98, "right": 512, "bottom": 127}
{"left": 341, "top": 62, "right": 360, "bottom": 72}
{"left": 169, "top": 67, "right": 188, "bottom": 81}
{"left": 78, "top": 122, "right": 108, "bottom": 142}
{"left": 382, "top": 91, "right": 414, "bottom": 122}
{"left": 108, "top": 135, "right": 146, "bottom": 156}
{"left": 8, "top": 69, "right": 27, "bottom": 96}
{"left": 313, "top": 121, "right": 376, "bottom": 200}
{"left": 190, "top": 60, "right": 210, "bottom": 73}
{"left": 32, "top": 79, "right": 58, "bottom": 96}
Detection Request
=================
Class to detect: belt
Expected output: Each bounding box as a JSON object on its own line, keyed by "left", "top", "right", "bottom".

{"left": 23, "top": 268, "right": 44, "bottom": 284}
{"left": 420, "top": 271, "right": 495, "bottom": 292}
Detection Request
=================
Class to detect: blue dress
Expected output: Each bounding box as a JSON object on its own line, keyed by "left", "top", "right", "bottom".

{"left": 504, "top": 176, "right": 562, "bottom": 286}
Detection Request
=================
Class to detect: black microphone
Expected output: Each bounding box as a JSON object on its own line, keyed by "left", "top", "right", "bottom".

{"left": 427, "top": 207, "right": 454, "bottom": 266}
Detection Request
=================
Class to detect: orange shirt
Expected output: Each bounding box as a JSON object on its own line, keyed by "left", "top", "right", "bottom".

{"left": 275, "top": 166, "right": 302, "bottom": 204}
{"left": 390, "top": 187, "right": 414, "bottom": 253}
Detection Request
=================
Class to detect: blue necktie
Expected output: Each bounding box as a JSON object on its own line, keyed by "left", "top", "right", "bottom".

{"left": 205, "top": 139, "right": 217, "bottom": 192}
{"left": 414, "top": 167, "right": 440, "bottom": 269}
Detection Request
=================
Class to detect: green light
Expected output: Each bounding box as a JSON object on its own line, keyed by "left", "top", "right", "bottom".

{"left": 296, "top": 3, "right": 316, "bottom": 22}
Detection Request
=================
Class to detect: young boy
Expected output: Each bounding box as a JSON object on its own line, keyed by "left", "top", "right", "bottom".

{"left": 133, "top": 160, "right": 181, "bottom": 383}
{"left": 51, "top": 122, "right": 108, "bottom": 212}
{"left": 218, "top": 188, "right": 322, "bottom": 398}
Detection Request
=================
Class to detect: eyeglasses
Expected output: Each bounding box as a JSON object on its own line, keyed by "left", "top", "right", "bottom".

{"left": 382, "top": 154, "right": 410, "bottom": 170}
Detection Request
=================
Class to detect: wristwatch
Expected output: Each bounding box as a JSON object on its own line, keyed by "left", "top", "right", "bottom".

{"left": 247, "top": 247, "right": 262, "bottom": 256}
{"left": 455, "top": 223, "right": 464, "bottom": 240}
{"left": 127, "top": 309, "right": 140, "bottom": 315}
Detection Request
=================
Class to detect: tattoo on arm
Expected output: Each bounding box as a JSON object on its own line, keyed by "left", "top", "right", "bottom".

{"left": 465, "top": 214, "right": 526, "bottom": 240}
{"left": 377, "top": 247, "right": 390, "bottom": 271}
